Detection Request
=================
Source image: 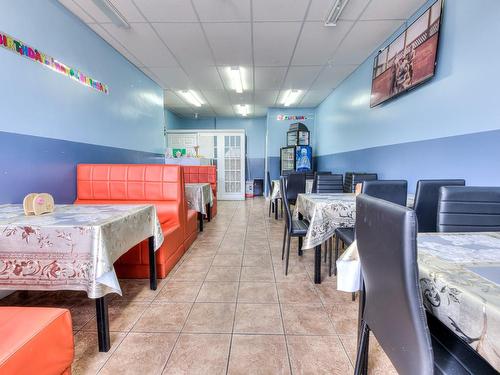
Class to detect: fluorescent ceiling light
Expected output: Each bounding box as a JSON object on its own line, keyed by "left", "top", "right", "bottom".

{"left": 227, "top": 67, "right": 244, "bottom": 94}
{"left": 324, "top": 0, "right": 350, "bottom": 27}
{"left": 179, "top": 90, "right": 204, "bottom": 107}
{"left": 281, "top": 90, "right": 303, "bottom": 107}
{"left": 92, "top": 0, "right": 130, "bottom": 28}
{"left": 236, "top": 104, "right": 250, "bottom": 117}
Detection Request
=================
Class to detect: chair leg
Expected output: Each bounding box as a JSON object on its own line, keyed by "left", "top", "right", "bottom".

{"left": 352, "top": 292, "right": 356, "bottom": 301}
{"left": 281, "top": 226, "right": 287, "bottom": 260}
{"left": 324, "top": 241, "right": 327, "bottom": 263}
{"left": 354, "top": 321, "right": 370, "bottom": 375}
{"left": 298, "top": 236, "right": 303, "bottom": 256}
{"left": 280, "top": 199, "right": 284, "bottom": 218}
{"left": 268, "top": 200, "right": 272, "bottom": 217}
{"left": 334, "top": 236, "right": 340, "bottom": 276}
{"left": 285, "top": 234, "right": 291, "bottom": 276}
{"left": 328, "top": 238, "right": 333, "bottom": 277}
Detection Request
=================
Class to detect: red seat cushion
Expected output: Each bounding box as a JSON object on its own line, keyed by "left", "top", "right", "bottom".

{"left": 0, "top": 307, "right": 74, "bottom": 375}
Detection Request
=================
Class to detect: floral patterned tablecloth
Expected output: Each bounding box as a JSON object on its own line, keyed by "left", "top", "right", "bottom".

{"left": 185, "top": 183, "right": 213, "bottom": 215}
{"left": 418, "top": 232, "right": 500, "bottom": 370}
{"left": 0, "top": 204, "right": 163, "bottom": 298}
{"left": 270, "top": 179, "right": 313, "bottom": 201}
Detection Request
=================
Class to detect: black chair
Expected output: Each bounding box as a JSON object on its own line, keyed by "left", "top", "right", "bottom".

{"left": 280, "top": 177, "right": 309, "bottom": 275}
{"left": 437, "top": 186, "right": 500, "bottom": 232}
{"left": 267, "top": 171, "right": 282, "bottom": 218}
{"left": 414, "top": 179, "right": 465, "bottom": 232}
{"left": 305, "top": 171, "right": 315, "bottom": 180}
{"left": 313, "top": 173, "right": 343, "bottom": 194}
{"left": 355, "top": 194, "right": 496, "bottom": 375}
{"left": 285, "top": 172, "right": 306, "bottom": 206}
{"left": 331, "top": 180, "right": 408, "bottom": 278}
{"left": 343, "top": 172, "right": 378, "bottom": 193}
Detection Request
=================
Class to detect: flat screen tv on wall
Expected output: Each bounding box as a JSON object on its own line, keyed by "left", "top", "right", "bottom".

{"left": 370, "top": 0, "right": 443, "bottom": 107}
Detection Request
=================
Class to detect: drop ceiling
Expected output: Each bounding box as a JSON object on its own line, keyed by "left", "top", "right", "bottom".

{"left": 59, "top": 0, "right": 426, "bottom": 118}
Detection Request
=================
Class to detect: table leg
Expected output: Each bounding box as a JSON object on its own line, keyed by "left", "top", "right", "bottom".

{"left": 198, "top": 212, "right": 204, "bottom": 232}
{"left": 314, "top": 245, "right": 321, "bottom": 284}
{"left": 149, "top": 236, "right": 157, "bottom": 291}
{"left": 274, "top": 199, "right": 279, "bottom": 220}
{"left": 96, "top": 297, "right": 110, "bottom": 352}
{"left": 207, "top": 204, "right": 211, "bottom": 222}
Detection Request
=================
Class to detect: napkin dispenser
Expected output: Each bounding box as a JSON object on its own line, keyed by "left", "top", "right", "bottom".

{"left": 23, "top": 193, "right": 55, "bottom": 216}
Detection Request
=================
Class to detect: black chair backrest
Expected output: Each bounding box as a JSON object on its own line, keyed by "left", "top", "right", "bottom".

{"left": 266, "top": 170, "right": 273, "bottom": 197}
{"left": 344, "top": 172, "right": 378, "bottom": 193}
{"left": 437, "top": 186, "right": 500, "bottom": 232}
{"left": 280, "top": 177, "right": 293, "bottom": 230}
{"left": 305, "top": 171, "right": 315, "bottom": 180}
{"left": 362, "top": 180, "right": 408, "bottom": 206}
{"left": 286, "top": 172, "right": 306, "bottom": 203}
{"left": 356, "top": 194, "right": 434, "bottom": 375}
{"left": 313, "top": 173, "right": 343, "bottom": 194}
{"left": 414, "top": 179, "right": 465, "bottom": 232}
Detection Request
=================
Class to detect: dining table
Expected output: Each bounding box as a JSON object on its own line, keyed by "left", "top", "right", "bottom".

{"left": 270, "top": 178, "right": 314, "bottom": 219}
{"left": 340, "top": 232, "right": 500, "bottom": 371}
{"left": 0, "top": 204, "right": 163, "bottom": 352}
{"left": 185, "top": 182, "right": 214, "bottom": 232}
{"left": 294, "top": 192, "right": 415, "bottom": 284}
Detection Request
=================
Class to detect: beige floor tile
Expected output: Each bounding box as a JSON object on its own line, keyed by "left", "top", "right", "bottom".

{"left": 99, "top": 332, "right": 177, "bottom": 375}
{"left": 132, "top": 302, "right": 192, "bottom": 332}
{"left": 327, "top": 301, "right": 359, "bottom": 335}
{"left": 205, "top": 266, "right": 241, "bottom": 281}
{"left": 277, "top": 282, "right": 322, "bottom": 304}
{"left": 212, "top": 254, "right": 243, "bottom": 267}
{"left": 240, "top": 266, "right": 274, "bottom": 282}
{"left": 281, "top": 304, "right": 336, "bottom": 335}
{"left": 234, "top": 303, "right": 283, "bottom": 334}
{"left": 315, "top": 283, "right": 354, "bottom": 304}
{"left": 196, "top": 282, "right": 239, "bottom": 303}
{"left": 287, "top": 335, "right": 352, "bottom": 374}
{"left": 162, "top": 334, "right": 231, "bottom": 375}
{"left": 154, "top": 282, "right": 202, "bottom": 302}
{"left": 227, "top": 334, "right": 290, "bottom": 375}
{"left": 119, "top": 279, "right": 165, "bottom": 302}
{"left": 171, "top": 264, "right": 209, "bottom": 281}
{"left": 183, "top": 302, "right": 235, "bottom": 333}
{"left": 72, "top": 331, "right": 126, "bottom": 375}
{"left": 242, "top": 254, "right": 273, "bottom": 267}
{"left": 81, "top": 301, "right": 149, "bottom": 332}
{"left": 238, "top": 282, "right": 278, "bottom": 303}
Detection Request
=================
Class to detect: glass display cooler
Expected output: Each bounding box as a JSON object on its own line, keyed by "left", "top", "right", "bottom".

{"left": 286, "top": 122, "right": 310, "bottom": 146}
{"left": 280, "top": 145, "right": 312, "bottom": 175}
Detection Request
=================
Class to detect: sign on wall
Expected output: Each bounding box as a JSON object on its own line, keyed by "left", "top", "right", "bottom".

{"left": 0, "top": 31, "right": 108, "bottom": 94}
{"left": 276, "top": 115, "right": 311, "bottom": 121}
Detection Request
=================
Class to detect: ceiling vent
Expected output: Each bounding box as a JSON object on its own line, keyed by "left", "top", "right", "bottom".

{"left": 324, "top": 0, "right": 350, "bottom": 27}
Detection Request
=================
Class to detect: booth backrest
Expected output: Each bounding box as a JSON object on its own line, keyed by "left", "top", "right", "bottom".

{"left": 75, "top": 164, "right": 185, "bottom": 227}
{"left": 182, "top": 166, "right": 217, "bottom": 196}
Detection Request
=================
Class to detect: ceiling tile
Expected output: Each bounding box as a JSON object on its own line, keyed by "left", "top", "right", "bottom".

{"left": 153, "top": 23, "right": 215, "bottom": 66}
{"left": 217, "top": 66, "right": 254, "bottom": 92}
{"left": 192, "top": 0, "right": 250, "bottom": 22}
{"left": 203, "top": 23, "right": 252, "bottom": 66}
{"left": 277, "top": 89, "right": 306, "bottom": 105}
{"left": 183, "top": 66, "right": 224, "bottom": 90}
{"left": 253, "top": 105, "right": 268, "bottom": 117}
{"left": 164, "top": 90, "right": 190, "bottom": 107}
{"left": 108, "top": 0, "right": 145, "bottom": 22}
{"left": 132, "top": 0, "right": 197, "bottom": 22}
{"left": 332, "top": 20, "right": 403, "bottom": 64}
{"left": 253, "top": 0, "right": 310, "bottom": 21}
{"left": 254, "top": 67, "right": 287, "bottom": 90}
{"left": 253, "top": 22, "right": 302, "bottom": 66}
{"left": 58, "top": 0, "right": 94, "bottom": 23}
{"left": 282, "top": 66, "right": 322, "bottom": 89}
{"left": 200, "top": 90, "right": 231, "bottom": 107}
{"left": 253, "top": 90, "right": 279, "bottom": 106}
{"left": 227, "top": 91, "right": 253, "bottom": 105}
{"left": 149, "top": 67, "right": 190, "bottom": 89}
{"left": 101, "top": 23, "right": 178, "bottom": 67}
{"left": 361, "top": 0, "right": 426, "bottom": 20}
{"left": 292, "top": 21, "right": 353, "bottom": 65}
{"left": 310, "top": 64, "right": 357, "bottom": 90}
{"left": 307, "top": 0, "right": 370, "bottom": 21}
{"left": 300, "top": 89, "right": 332, "bottom": 106}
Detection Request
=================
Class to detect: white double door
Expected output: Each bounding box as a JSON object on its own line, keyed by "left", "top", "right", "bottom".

{"left": 199, "top": 130, "right": 246, "bottom": 201}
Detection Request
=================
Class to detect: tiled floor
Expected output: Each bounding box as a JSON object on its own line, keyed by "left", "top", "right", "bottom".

{"left": 0, "top": 198, "right": 397, "bottom": 374}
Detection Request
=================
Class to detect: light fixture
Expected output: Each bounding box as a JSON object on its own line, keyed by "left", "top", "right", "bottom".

{"left": 236, "top": 104, "right": 250, "bottom": 117}
{"left": 92, "top": 0, "right": 130, "bottom": 28}
{"left": 227, "top": 67, "right": 244, "bottom": 93}
{"left": 281, "top": 90, "right": 303, "bottom": 107}
{"left": 324, "top": 0, "right": 350, "bottom": 27}
{"left": 178, "top": 90, "right": 204, "bottom": 107}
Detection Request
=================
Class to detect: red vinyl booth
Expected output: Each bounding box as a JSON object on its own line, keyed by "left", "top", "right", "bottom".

{"left": 75, "top": 164, "right": 197, "bottom": 278}
{"left": 182, "top": 166, "right": 218, "bottom": 218}
{"left": 0, "top": 307, "right": 74, "bottom": 375}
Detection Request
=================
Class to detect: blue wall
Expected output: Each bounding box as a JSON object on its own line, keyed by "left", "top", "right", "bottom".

{"left": 315, "top": 0, "right": 500, "bottom": 191}
{"left": 0, "top": 0, "right": 165, "bottom": 203}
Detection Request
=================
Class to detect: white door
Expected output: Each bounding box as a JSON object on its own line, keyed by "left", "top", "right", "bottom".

{"left": 198, "top": 131, "right": 246, "bottom": 201}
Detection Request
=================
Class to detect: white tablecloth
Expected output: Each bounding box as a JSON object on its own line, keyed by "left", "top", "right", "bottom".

{"left": 185, "top": 183, "right": 214, "bottom": 215}
{"left": 270, "top": 179, "right": 313, "bottom": 200}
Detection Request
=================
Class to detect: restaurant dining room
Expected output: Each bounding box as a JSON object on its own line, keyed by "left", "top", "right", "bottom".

{"left": 1, "top": 0, "right": 499, "bottom": 374}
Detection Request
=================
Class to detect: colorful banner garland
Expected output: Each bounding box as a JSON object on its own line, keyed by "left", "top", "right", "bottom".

{"left": 277, "top": 115, "right": 309, "bottom": 121}
{"left": 0, "top": 31, "right": 108, "bottom": 94}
